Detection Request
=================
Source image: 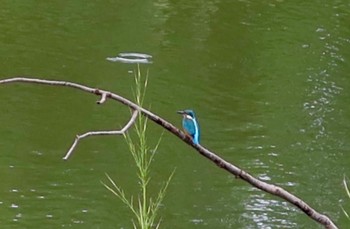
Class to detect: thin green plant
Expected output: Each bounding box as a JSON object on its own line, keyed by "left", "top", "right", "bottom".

{"left": 341, "top": 175, "right": 350, "bottom": 219}
{"left": 102, "top": 65, "right": 174, "bottom": 228}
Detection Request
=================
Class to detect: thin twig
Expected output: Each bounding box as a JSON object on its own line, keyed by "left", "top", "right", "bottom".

{"left": 63, "top": 109, "right": 138, "bottom": 160}
{"left": 0, "top": 77, "right": 339, "bottom": 229}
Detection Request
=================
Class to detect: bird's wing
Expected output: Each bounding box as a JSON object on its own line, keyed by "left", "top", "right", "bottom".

{"left": 183, "top": 119, "right": 196, "bottom": 137}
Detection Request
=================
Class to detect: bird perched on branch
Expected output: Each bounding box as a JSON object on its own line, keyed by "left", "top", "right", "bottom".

{"left": 177, "top": 109, "right": 200, "bottom": 144}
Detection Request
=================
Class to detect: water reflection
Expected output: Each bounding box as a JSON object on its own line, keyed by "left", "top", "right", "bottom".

{"left": 242, "top": 199, "right": 298, "bottom": 228}
{"left": 239, "top": 157, "right": 299, "bottom": 228}
{"left": 302, "top": 23, "right": 345, "bottom": 154}
{"left": 232, "top": 1, "right": 350, "bottom": 227}
{"left": 106, "top": 52, "right": 153, "bottom": 64}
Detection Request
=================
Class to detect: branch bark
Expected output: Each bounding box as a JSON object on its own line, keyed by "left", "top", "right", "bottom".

{"left": 0, "top": 77, "right": 338, "bottom": 229}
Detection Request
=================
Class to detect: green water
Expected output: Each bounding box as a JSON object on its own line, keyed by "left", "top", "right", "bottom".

{"left": 1, "top": 0, "right": 350, "bottom": 228}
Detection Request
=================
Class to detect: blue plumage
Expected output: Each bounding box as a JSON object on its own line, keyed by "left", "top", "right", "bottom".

{"left": 177, "top": 109, "right": 200, "bottom": 144}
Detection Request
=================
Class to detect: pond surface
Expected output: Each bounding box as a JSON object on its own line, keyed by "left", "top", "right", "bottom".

{"left": 0, "top": 0, "right": 350, "bottom": 228}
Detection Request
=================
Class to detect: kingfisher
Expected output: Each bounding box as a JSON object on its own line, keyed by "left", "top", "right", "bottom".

{"left": 177, "top": 109, "right": 200, "bottom": 144}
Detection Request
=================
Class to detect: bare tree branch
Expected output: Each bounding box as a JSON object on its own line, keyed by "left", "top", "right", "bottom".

{"left": 0, "top": 77, "right": 338, "bottom": 229}
{"left": 63, "top": 109, "right": 138, "bottom": 160}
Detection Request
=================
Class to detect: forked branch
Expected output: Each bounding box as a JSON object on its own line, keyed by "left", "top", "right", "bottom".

{"left": 63, "top": 109, "right": 138, "bottom": 160}
{"left": 0, "top": 77, "right": 338, "bottom": 229}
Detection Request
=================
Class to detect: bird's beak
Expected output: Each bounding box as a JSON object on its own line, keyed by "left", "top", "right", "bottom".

{"left": 177, "top": 110, "right": 185, "bottom": 115}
